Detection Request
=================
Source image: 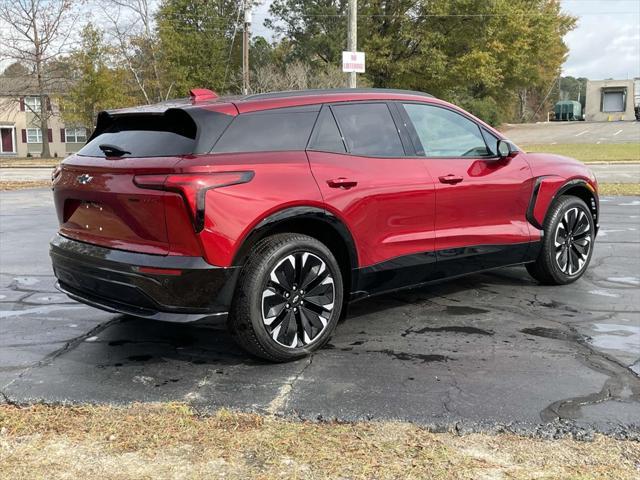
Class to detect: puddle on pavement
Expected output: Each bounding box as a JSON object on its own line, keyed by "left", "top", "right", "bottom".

{"left": 367, "top": 349, "right": 450, "bottom": 363}
{"left": 589, "top": 323, "right": 640, "bottom": 356}
{"left": 402, "top": 325, "right": 493, "bottom": 336}
{"left": 520, "top": 327, "right": 581, "bottom": 342}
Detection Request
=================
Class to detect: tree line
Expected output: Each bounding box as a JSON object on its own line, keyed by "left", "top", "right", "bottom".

{"left": 1, "top": 0, "right": 575, "bottom": 150}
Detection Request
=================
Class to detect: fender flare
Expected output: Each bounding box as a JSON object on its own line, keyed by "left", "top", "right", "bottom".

{"left": 232, "top": 206, "right": 359, "bottom": 272}
{"left": 527, "top": 177, "right": 598, "bottom": 231}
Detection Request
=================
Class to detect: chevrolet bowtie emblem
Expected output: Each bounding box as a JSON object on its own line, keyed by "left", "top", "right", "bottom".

{"left": 77, "top": 174, "right": 93, "bottom": 185}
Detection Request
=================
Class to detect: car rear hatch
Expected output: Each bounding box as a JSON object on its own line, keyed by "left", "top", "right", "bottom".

{"left": 53, "top": 104, "right": 234, "bottom": 255}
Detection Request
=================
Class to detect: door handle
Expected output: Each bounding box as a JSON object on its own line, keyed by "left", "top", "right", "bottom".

{"left": 327, "top": 177, "right": 358, "bottom": 189}
{"left": 438, "top": 174, "right": 463, "bottom": 185}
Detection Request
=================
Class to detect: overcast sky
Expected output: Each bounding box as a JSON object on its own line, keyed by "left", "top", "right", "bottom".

{"left": 561, "top": 0, "right": 640, "bottom": 79}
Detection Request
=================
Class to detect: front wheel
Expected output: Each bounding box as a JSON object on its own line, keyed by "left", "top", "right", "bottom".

{"left": 228, "top": 233, "right": 344, "bottom": 362}
{"left": 526, "top": 195, "right": 595, "bottom": 285}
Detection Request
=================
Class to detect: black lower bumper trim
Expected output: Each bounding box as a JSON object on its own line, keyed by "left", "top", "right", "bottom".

{"left": 50, "top": 235, "right": 238, "bottom": 322}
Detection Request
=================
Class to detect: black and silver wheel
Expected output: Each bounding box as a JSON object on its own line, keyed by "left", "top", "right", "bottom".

{"left": 229, "top": 233, "right": 343, "bottom": 362}
{"left": 526, "top": 195, "right": 595, "bottom": 285}
{"left": 553, "top": 206, "right": 593, "bottom": 276}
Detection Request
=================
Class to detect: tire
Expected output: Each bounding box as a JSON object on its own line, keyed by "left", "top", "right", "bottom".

{"left": 228, "top": 233, "right": 344, "bottom": 362}
{"left": 526, "top": 195, "right": 595, "bottom": 285}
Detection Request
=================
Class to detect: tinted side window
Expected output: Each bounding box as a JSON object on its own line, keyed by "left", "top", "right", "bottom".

{"left": 331, "top": 103, "right": 404, "bottom": 157}
{"left": 403, "top": 104, "right": 490, "bottom": 158}
{"left": 212, "top": 106, "right": 319, "bottom": 153}
{"left": 308, "top": 107, "right": 346, "bottom": 153}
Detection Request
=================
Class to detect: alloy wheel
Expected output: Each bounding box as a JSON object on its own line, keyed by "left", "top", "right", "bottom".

{"left": 554, "top": 207, "right": 592, "bottom": 276}
{"left": 261, "top": 252, "right": 335, "bottom": 348}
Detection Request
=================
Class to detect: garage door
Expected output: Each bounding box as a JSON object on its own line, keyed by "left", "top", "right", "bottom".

{"left": 602, "top": 91, "right": 624, "bottom": 112}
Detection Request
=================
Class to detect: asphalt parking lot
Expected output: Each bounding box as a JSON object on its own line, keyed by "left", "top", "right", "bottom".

{"left": 1, "top": 189, "right": 639, "bottom": 438}
{"left": 502, "top": 121, "right": 640, "bottom": 145}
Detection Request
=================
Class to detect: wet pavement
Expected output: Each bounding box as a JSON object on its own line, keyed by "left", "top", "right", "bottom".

{"left": 1, "top": 189, "right": 639, "bottom": 439}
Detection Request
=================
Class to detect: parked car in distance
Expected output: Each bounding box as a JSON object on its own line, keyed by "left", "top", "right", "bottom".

{"left": 50, "top": 88, "right": 599, "bottom": 361}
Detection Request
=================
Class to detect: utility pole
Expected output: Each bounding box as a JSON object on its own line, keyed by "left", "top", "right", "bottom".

{"left": 242, "top": 0, "right": 251, "bottom": 95}
{"left": 347, "top": 0, "right": 357, "bottom": 88}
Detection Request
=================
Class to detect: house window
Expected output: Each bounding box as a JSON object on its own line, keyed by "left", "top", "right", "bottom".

{"left": 26, "top": 128, "right": 42, "bottom": 143}
{"left": 65, "top": 127, "right": 87, "bottom": 143}
{"left": 24, "top": 96, "right": 42, "bottom": 113}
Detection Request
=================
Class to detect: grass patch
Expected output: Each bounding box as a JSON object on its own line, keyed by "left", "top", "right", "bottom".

{"left": 521, "top": 143, "right": 640, "bottom": 163}
{"left": 0, "top": 180, "right": 51, "bottom": 190}
{"left": 1, "top": 403, "right": 639, "bottom": 479}
{"left": 0, "top": 158, "right": 60, "bottom": 168}
{"left": 599, "top": 183, "right": 640, "bottom": 196}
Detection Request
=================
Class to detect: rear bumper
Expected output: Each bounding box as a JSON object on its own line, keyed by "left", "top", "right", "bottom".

{"left": 50, "top": 235, "right": 239, "bottom": 322}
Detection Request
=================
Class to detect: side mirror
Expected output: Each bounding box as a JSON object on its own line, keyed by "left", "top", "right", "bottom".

{"left": 497, "top": 139, "right": 513, "bottom": 158}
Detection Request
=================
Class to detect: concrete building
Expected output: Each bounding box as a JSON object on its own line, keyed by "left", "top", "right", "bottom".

{"left": 584, "top": 79, "right": 636, "bottom": 122}
{"left": 0, "top": 76, "right": 86, "bottom": 158}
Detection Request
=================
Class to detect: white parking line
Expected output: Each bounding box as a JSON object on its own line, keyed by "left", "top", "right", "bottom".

{"left": 575, "top": 130, "right": 589, "bottom": 137}
{"left": 613, "top": 129, "right": 623, "bottom": 136}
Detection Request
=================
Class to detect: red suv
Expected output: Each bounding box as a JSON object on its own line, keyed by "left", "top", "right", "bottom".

{"left": 51, "top": 88, "right": 599, "bottom": 361}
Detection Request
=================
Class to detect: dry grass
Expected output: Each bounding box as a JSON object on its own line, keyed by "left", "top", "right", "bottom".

{"left": 598, "top": 183, "right": 640, "bottom": 196}
{"left": 0, "top": 158, "right": 61, "bottom": 168}
{"left": 0, "top": 180, "right": 51, "bottom": 190}
{"left": 521, "top": 143, "right": 640, "bottom": 163}
{"left": 1, "top": 403, "right": 638, "bottom": 480}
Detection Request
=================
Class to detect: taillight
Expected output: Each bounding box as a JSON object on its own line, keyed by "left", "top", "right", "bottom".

{"left": 134, "top": 171, "right": 254, "bottom": 232}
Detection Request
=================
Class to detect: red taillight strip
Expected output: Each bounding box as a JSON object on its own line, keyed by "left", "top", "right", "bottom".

{"left": 133, "top": 171, "right": 254, "bottom": 232}
{"left": 135, "top": 266, "right": 183, "bottom": 276}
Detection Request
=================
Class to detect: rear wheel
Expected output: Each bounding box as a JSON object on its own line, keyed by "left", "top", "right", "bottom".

{"left": 228, "top": 233, "right": 343, "bottom": 362}
{"left": 526, "top": 195, "right": 595, "bottom": 285}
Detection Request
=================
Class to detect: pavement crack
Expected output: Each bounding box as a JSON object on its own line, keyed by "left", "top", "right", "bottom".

{"left": 0, "top": 316, "right": 123, "bottom": 393}
{"left": 539, "top": 323, "right": 640, "bottom": 422}
{"left": 265, "top": 355, "right": 313, "bottom": 416}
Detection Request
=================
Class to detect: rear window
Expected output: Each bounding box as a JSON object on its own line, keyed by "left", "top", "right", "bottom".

{"left": 78, "top": 109, "right": 230, "bottom": 158}
{"left": 331, "top": 103, "right": 405, "bottom": 157}
{"left": 212, "top": 105, "right": 320, "bottom": 153}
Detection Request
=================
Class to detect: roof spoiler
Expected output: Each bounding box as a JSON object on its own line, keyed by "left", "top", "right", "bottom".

{"left": 189, "top": 88, "right": 218, "bottom": 103}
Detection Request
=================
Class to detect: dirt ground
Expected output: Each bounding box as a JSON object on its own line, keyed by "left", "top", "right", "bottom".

{"left": 1, "top": 403, "right": 639, "bottom": 480}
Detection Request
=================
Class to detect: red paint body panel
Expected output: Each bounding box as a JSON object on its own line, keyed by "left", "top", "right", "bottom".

{"left": 307, "top": 151, "right": 435, "bottom": 267}
{"left": 174, "top": 151, "right": 324, "bottom": 267}
{"left": 424, "top": 152, "right": 534, "bottom": 250}
{"left": 525, "top": 153, "right": 598, "bottom": 228}
{"left": 53, "top": 158, "right": 181, "bottom": 255}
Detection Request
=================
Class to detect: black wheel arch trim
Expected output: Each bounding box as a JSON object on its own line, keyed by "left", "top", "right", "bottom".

{"left": 232, "top": 206, "right": 359, "bottom": 273}
{"left": 527, "top": 177, "right": 599, "bottom": 234}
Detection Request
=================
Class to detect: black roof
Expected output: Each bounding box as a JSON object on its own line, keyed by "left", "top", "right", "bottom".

{"left": 243, "top": 88, "right": 435, "bottom": 100}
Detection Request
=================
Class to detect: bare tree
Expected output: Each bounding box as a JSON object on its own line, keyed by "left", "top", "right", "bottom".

{"left": 99, "top": 0, "right": 170, "bottom": 104}
{"left": 0, "top": 0, "right": 78, "bottom": 157}
{"left": 250, "top": 61, "right": 349, "bottom": 94}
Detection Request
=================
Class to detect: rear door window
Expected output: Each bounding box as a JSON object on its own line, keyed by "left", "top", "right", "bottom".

{"left": 331, "top": 103, "right": 405, "bottom": 157}
{"left": 402, "top": 103, "right": 490, "bottom": 158}
{"left": 307, "top": 107, "right": 346, "bottom": 153}
{"left": 212, "top": 105, "right": 320, "bottom": 153}
{"left": 78, "top": 109, "right": 212, "bottom": 158}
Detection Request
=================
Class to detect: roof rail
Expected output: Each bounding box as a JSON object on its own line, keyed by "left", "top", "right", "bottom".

{"left": 190, "top": 88, "right": 218, "bottom": 103}
{"left": 243, "top": 88, "right": 435, "bottom": 101}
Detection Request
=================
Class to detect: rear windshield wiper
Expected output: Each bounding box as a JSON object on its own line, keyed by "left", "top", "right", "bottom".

{"left": 99, "top": 144, "right": 131, "bottom": 157}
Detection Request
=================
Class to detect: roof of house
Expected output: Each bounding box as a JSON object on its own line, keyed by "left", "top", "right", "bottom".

{"left": 0, "top": 74, "right": 71, "bottom": 96}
